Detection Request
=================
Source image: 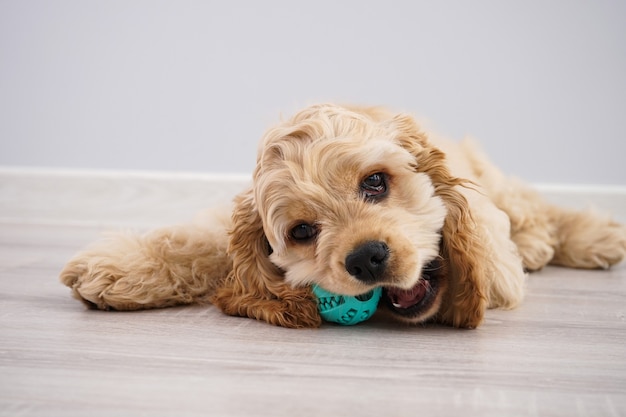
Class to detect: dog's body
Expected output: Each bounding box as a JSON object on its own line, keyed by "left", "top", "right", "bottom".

{"left": 61, "top": 104, "right": 626, "bottom": 328}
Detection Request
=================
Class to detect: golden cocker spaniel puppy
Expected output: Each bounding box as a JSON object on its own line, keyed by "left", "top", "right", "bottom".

{"left": 60, "top": 104, "right": 626, "bottom": 328}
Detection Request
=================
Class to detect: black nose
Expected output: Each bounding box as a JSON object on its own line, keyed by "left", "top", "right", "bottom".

{"left": 345, "top": 241, "right": 389, "bottom": 283}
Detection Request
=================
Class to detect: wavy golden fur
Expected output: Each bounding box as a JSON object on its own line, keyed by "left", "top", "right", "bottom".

{"left": 60, "top": 104, "right": 626, "bottom": 328}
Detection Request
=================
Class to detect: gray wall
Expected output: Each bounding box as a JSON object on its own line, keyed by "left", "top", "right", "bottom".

{"left": 1, "top": 1, "right": 625, "bottom": 185}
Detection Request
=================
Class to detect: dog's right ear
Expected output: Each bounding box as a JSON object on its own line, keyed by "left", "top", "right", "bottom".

{"left": 210, "top": 187, "right": 321, "bottom": 328}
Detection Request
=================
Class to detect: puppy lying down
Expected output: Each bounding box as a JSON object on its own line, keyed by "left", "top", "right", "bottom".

{"left": 60, "top": 104, "right": 626, "bottom": 328}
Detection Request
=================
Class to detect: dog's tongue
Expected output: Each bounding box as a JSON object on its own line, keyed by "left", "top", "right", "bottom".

{"left": 387, "top": 282, "right": 427, "bottom": 309}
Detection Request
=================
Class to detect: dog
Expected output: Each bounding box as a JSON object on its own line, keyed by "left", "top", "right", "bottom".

{"left": 60, "top": 104, "right": 626, "bottom": 328}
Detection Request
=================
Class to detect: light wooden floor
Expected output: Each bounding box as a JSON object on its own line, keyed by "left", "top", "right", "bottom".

{"left": 1, "top": 171, "right": 625, "bottom": 417}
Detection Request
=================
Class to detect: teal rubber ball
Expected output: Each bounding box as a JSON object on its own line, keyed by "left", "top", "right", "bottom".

{"left": 312, "top": 285, "right": 382, "bottom": 325}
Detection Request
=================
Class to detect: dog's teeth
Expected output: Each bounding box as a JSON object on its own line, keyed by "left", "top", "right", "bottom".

{"left": 392, "top": 302, "right": 402, "bottom": 308}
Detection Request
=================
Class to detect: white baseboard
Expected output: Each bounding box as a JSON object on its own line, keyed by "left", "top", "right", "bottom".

{"left": 534, "top": 183, "right": 626, "bottom": 224}
{"left": 1, "top": 167, "right": 624, "bottom": 227}
{"left": 0, "top": 167, "right": 249, "bottom": 228}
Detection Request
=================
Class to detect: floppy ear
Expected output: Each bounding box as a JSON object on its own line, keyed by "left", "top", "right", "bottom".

{"left": 210, "top": 187, "right": 321, "bottom": 328}
{"left": 392, "top": 114, "right": 488, "bottom": 328}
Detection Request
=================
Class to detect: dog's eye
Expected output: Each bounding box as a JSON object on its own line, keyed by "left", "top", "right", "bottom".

{"left": 361, "top": 172, "right": 388, "bottom": 200}
{"left": 290, "top": 223, "right": 318, "bottom": 242}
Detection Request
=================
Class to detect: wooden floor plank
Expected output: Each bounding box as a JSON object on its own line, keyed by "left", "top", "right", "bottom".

{"left": 1, "top": 222, "right": 625, "bottom": 417}
{"left": 1, "top": 171, "right": 625, "bottom": 416}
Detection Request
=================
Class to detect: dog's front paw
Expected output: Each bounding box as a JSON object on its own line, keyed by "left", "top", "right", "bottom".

{"left": 60, "top": 253, "right": 148, "bottom": 311}
{"left": 61, "top": 256, "right": 121, "bottom": 310}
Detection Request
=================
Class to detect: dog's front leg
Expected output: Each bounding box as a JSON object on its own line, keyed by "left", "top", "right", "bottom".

{"left": 60, "top": 221, "right": 231, "bottom": 311}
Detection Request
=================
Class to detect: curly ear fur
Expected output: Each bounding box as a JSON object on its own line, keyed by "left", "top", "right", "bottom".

{"left": 392, "top": 114, "right": 488, "bottom": 328}
{"left": 210, "top": 187, "right": 322, "bottom": 328}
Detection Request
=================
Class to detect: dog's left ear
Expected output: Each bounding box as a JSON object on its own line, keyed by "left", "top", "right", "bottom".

{"left": 391, "top": 114, "right": 488, "bottom": 328}
{"left": 210, "top": 187, "right": 321, "bottom": 328}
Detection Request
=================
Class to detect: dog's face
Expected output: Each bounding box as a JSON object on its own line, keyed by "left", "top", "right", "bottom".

{"left": 252, "top": 105, "right": 450, "bottom": 323}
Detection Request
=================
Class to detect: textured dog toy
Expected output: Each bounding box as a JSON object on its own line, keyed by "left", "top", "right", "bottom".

{"left": 312, "top": 285, "right": 382, "bottom": 325}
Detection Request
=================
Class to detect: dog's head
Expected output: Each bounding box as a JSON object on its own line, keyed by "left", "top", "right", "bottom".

{"left": 222, "top": 104, "right": 487, "bottom": 328}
